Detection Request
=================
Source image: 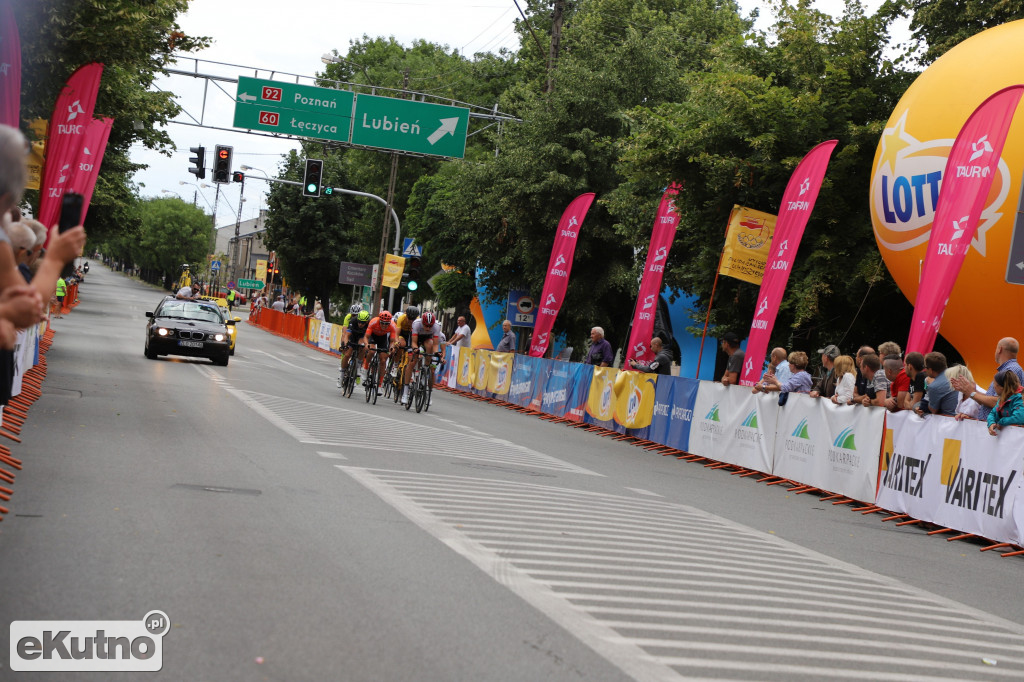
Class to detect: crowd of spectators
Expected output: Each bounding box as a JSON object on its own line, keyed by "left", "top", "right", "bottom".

{"left": 736, "top": 334, "right": 1024, "bottom": 436}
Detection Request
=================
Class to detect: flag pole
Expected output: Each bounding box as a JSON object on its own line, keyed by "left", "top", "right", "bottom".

{"left": 695, "top": 207, "right": 736, "bottom": 378}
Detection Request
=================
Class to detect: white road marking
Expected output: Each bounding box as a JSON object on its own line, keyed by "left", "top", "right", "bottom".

{"left": 624, "top": 487, "right": 662, "bottom": 497}
{"left": 317, "top": 451, "right": 347, "bottom": 460}
{"left": 252, "top": 348, "right": 334, "bottom": 380}
{"left": 337, "top": 467, "right": 1024, "bottom": 682}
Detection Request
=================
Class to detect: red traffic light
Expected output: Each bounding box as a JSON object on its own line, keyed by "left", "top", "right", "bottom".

{"left": 218, "top": 148, "right": 230, "bottom": 159}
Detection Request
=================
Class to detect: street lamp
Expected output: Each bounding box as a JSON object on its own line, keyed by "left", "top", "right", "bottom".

{"left": 160, "top": 189, "right": 181, "bottom": 198}
{"left": 321, "top": 53, "right": 374, "bottom": 86}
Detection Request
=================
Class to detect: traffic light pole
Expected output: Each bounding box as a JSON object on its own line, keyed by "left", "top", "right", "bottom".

{"left": 232, "top": 174, "right": 245, "bottom": 286}
{"left": 244, "top": 174, "right": 403, "bottom": 299}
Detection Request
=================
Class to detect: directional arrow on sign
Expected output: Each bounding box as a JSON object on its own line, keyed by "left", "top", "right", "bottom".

{"left": 1017, "top": 261, "right": 1024, "bottom": 270}
{"left": 427, "top": 117, "right": 460, "bottom": 145}
{"left": 238, "top": 92, "right": 256, "bottom": 103}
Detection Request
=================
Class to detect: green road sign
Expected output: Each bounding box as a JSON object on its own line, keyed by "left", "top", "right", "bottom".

{"left": 233, "top": 76, "right": 353, "bottom": 142}
{"left": 236, "top": 278, "right": 265, "bottom": 290}
{"left": 351, "top": 94, "right": 469, "bottom": 158}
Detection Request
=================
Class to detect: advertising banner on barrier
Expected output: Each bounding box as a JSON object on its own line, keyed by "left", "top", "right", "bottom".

{"left": 648, "top": 376, "right": 700, "bottom": 451}
{"left": 456, "top": 347, "right": 476, "bottom": 390}
{"left": 690, "top": 383, "right": 778, "bottom": 471}
{"left": 307, "top": 319, "right": 319, "bottom": 344}
{"left": 487, "top": 352, "right": 514, "bottom": 396}
{"left": 318, "top": 320, "right": 333, "bottom": 351}
{"left": 438, "top": 345, "right": 458, "bottom": 387}
{"left": 565, "top": 363, "right": 593, "bottom": 423}
{"left": 539, "top": 358, "right": 570, "bottom": 416}
{"left": 472, "top": 349, "right": 490, "bottom": 394}
{"left": 585, "top": 367, "right": 624, "bottom": 431}
{"left": 773, "top": 395, "right": 884, "bottom": 501}
{"left": 509, "top": 354, "right": 544, "bottom": 408}
{"left": 877, "top": 412, "right": 1024, "bottom": 544}
{"left": 613, "top": 370, "right": 658, "bottom": 429}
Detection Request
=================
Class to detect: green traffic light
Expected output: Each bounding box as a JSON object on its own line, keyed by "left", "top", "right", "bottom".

{"left": 307, "top": 183, "right": 318, "bottom": 193}
{"left": 408, "top": 281, "right": 419, "bottom": 291}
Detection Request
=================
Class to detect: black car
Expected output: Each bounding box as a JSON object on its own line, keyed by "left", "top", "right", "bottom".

{"left": 145, "top": 297, "right": 234, "bottom": 366}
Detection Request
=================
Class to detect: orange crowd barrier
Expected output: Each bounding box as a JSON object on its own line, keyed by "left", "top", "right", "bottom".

{"left": 249, "top": 306, "right": 307, "bottom": 343}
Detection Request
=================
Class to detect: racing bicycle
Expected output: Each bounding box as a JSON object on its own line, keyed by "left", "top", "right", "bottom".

{"left": 407, "top": 349, "right": 443, "bottom": 413}
{"left": 340, "top": 342, "right": 362, "bottom": 398}
{"left": 363, "top": 346, "right": 390, "bottom": 405}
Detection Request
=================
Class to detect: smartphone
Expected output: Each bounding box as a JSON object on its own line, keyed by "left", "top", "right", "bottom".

{"left": 59, "top": 192, "right": 84, "bottom": 233}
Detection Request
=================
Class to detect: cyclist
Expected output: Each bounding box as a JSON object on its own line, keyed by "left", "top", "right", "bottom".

{"left": 341, "top": 304, "right": 362, "bottom": 347}
{"left": 362, "top": 310, "right": 397, "bottom": 385}
{"left": 402, "top": 310, "right": 441, "bottom": 404}
{"left": 339, "top": 309, "right": 371, "bottom": 388}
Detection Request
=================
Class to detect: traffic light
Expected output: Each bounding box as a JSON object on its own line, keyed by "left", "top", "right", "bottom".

{"left": 406, "top": 257, "right": 421, "bottom": 292}
{"left": 188, "top": 146, "right": 205, "bottom": 180}
{"left": 232, "top": 171, "right": 244, "bottom": 183}
{"left": 303, "top": 159, "right": 323, "bottom": 197}
{"left": 213, "top": 145, "right": 233, "bottom": 183}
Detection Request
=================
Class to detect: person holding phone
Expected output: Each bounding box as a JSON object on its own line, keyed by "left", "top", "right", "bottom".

{"left": 0, "top": 124, "right": 87, "bottom": 340}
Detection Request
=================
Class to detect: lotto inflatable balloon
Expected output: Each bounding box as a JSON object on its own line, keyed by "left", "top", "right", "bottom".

{"left": 871, "top": 20, "right": 1024, "bottom": 380}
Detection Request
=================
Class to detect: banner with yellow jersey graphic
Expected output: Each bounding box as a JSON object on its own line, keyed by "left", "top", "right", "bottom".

{"left": 586, "top": 367, "right": 618, "bottom": 423}
{"left": 255, "top": 259, "right": 268, "bottom": 281}
{"left": 25, "top": 119, "right": 46, "bottom": 191}
{"left": 487, "top": 352, "right": 514, "bottom": 396}
{"left": 307, "top": 319, "right": 320, "bottom": 344}
{"left": 719, "top": 205, "right": 777, "bottom": 285}
{"left": 381, "top": 254, "right": 405, "bottom": 289}
{"left": 456, "top": 346, "right": 476, "bottom": 389}
{"left": 613, "top": 370, "right": 658, "bottom": 429}
{"left": 472, "top": 349, "right": 490, "bottom": 392}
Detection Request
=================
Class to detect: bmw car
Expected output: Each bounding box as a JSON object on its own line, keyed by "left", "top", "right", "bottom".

{"left": 144, "top": 297, "right": 234, "bottom": 366}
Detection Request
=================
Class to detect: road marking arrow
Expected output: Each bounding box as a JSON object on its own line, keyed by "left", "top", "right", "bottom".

{"left": 238, "top": 92, "right": 256, "bottom": 103}
{"left": 427, "top": 117, "right": 460, "bottom": 145}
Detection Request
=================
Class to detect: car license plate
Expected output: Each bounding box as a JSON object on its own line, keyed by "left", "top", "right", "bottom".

{"left": 178, "top": 340, "right": 203, "bottom": 348}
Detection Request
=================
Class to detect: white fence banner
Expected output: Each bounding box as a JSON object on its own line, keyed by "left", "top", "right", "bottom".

{"left": 877, "top": 411, "right": 1024, "bottom": 544}
{"left": 773, "top": 395, "right": 884, "bottom": 502}
{"left": 317, "top": 320, "right": 333, "bottom": 351}
{"left": 690, "top": 383, "right": 778, "bottom": 472}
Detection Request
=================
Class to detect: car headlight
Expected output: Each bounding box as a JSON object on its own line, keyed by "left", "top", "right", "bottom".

{"left": 213, "top": 333, "right": 225, "bottom": 342}
{"left": 157, "top": 328, "right": 169, "bottom": 336}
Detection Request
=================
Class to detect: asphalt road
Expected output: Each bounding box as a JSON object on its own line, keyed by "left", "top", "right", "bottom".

{"left": 2, "top": 264, "right": 1023, "bottom": 681}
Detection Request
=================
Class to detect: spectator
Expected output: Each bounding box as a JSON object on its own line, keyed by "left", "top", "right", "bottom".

{"left": 987, "top": 370, "right": 1024, "bottom": 435}
{"left": 852, "top": 345, "right": 876, "bottom": 401}
{"left": 918, "top": 352, "right": 957, "bottom": 416}
{"left": 760, "top": 351, "right": 812, "bottom": 394}
{"left": 271, "top": 295, "right": 286, "bottom": 312}
{"left": 947, "top": 365, "right": 986, "bottom": 421}
{"left": 951, "top": 337, "right": 1024, "bottom": 423}
{"left": 904, "top": 351, "right": 926, "bottom": 410}
{"left": 752, "top": 347, "right": 789, "bottom": 393}
{"left": 311, "top": 301, "right": 325, "bottom": 322}
{"left": 584, "top": 326, "right": 613, "bottom": 367}
{"left": 554, "top": 346, "right": 574, "bottom": 361}
{"left": 6, "top": 221, "right": 35, "bottom": 282}
{"left": 496, "top": 319, "right": 516, "bottom": 352}
{"left": 884, "top": 356, "right": 910, "bottom": 412}
{"left": 53, "top": 275, "right": 67, "bottom": 318}
{"left": 175, "top": 284, "right": 195, "bottom": 300}
{"left": 830, "top": 355, "right": 857, "bottom": 405}
{"left": 810, "top": 344, "right": 840, "bottom": 398}
{"left": 449, "top": 315, "right": 472, "bottom": 349}
{"left": 878, "top": 340, "right": 902, "bottom": 360}
{"left": 629, "top": 336, "right": 673, "bottom": 375}
{"left": 855, "top": 354, "right": 887, "bottom": 406}
{"left": 719, "top": 332, "right": 744, "bottom": 386}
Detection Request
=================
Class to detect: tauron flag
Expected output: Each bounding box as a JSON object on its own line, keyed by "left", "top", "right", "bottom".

{"left": 68, "top": 117, "right": 113, "bottom": 224}
{"left": 0, "top": 0, "right": 21, "bottom": 127}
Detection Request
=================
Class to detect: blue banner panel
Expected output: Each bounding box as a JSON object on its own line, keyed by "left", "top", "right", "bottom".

{"left": 508, "top": 355, "right": 544, "bottom": 408}
{"left": 648, "top": 376, "right": 700, "bottom": 451}
{"left": 565, "top": 363, "right": 593, "bottom": 422}
{"left": 540, "top": 359, "right": 571, "bottom": 417}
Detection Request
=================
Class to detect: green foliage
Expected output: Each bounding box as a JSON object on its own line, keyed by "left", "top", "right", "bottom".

{"left": 262, "top": 150, "right": 358, "bottom": 311}
{"left": 430, "top": 270, "right": 477, "bottom": 310}
{"left": 896, "top": 0, "right": 1024, "bottom": 64}
{"left": 14, "top": 0, "right": 208, "bottom": 245}
{"left": 136, "top": 197, "right": 211, "bottom": 279}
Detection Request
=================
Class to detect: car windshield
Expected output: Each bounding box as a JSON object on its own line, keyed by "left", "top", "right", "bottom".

{"left": 155, "top": 301, "right": 224, "bottom": 324}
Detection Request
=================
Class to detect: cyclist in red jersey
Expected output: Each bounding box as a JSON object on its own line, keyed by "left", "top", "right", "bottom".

{"left": 362, "top": 311, "right": 397, "bottom": 382}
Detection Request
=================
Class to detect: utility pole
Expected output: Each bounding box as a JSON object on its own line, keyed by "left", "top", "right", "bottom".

{"left": 209, "top": 183, "right": 221, "bottom": 288}
{"left": 232, "top": 175, "right": 245, "bottom": 286}
{"left": 547, "top": 0, "right": 566, "bottom": 94}
{"left": 373, "top": 68, "right": 410, "bottom": 314}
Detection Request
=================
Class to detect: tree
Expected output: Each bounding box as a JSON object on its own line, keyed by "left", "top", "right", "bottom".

{"left": 136, "top": 197, "right": 211, "bottom": 288}
{"left": 896, "top": 0, "right": 1024, "bottom": 64}
{"left": 14, "top": 0, "right": 208, "bottom": 245}
{"left": 262, "top": 150, "right": 358, "bottom": 312}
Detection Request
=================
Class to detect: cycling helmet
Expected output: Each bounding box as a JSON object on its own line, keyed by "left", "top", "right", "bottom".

{"left": 405, "top": 305, "right": 420, "bottom": 319}
{"left": 357, "top": 310, "right": 370, "bottom": 322}
{"left": 378, "top": 311, "right": 393, "bottom": 325}
{"left": 349, "top": 304, "right": 363, "bottom": 314}
{"left": 421, "top": 312, "right": 436, "bottom": 327}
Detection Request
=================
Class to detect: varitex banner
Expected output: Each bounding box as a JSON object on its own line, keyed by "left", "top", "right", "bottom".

{"left": 529, "top": 193, "right": 596, "bottom": 358}
{"left": 772, "top": 393, "right": 884, "bottom": 502}
{"left": 739, "top": 140, "right": 838, "bottom": 386}
{"left": 906, "top": 85, "right": 1024, "bottom": 354}
{"left": 877, "top": 411, "right": 1024, "bottom": 545}
{"left": 625, "top": 184, "right": 682, "bottom": 367}
{"left": 38, "top": 63, "right": 104, "bottom": 232}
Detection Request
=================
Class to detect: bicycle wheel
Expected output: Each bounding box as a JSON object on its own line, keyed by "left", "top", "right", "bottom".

{"left": 381, "top": 357, "right": 395, "bottom": 399}
{"left": 414, "top": 365, "right": 429, "bottom": 413}
{"left": 343, "top": 353, "right": 358, "bottom": 398}
{"left": 364, "top": 354, "right": 376, "bottom": 403}
{"left": 423, "top": 365, "right": 434, "bottom": 412}
{"left": 405, "top": 364, "right": 418, "bottom": 411}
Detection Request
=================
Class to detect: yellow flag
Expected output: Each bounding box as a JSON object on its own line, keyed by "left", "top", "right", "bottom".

{"left": 255, "top": 259, "right": 268, "bottom": 281}
{"left": 26, "top": 119, "right": 47, "bottom": 191}
{"left": 719, "top": 205, "right": 778, "bottom": 285}
{"left": 382, "top": 254, "right": 406, "bottom": 289}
